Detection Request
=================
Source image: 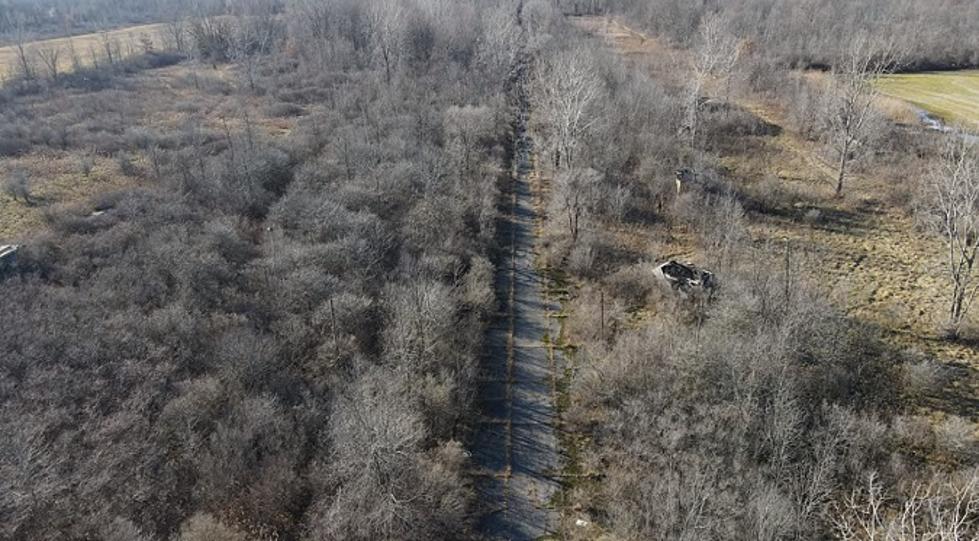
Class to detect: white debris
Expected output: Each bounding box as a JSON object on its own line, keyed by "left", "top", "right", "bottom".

{"left": 0, "top": 244, "right": 20, "bottom": 274}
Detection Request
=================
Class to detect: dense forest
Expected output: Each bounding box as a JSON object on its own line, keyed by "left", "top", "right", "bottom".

{"left": 1, "top": 0, "right": 523, "bottom": 538}
{"left": 1, "top": 0, "right": 978, "bottom": 539}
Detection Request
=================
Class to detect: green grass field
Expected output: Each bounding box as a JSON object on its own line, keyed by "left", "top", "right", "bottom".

{"left": 876, "top": 70, "right": 979, "bottom": 130}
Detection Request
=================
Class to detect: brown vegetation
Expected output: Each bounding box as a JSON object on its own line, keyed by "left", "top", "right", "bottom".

{"left": 0, "top": 1, "right": 523, "bottom": 538}
{"left": 2, "top": 0, "right": 979, "bottom": 539}
{"left": 525, "top": 5, "right": 979, "bottom": 539}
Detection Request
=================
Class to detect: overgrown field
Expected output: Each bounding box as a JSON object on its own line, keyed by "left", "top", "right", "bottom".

{"left": 0, "top": 62, "right": 293, "bottom": 240}
{"left": 876, "top": 70, "right": 979, "bottom": 130}
{"left": 550, "top": 12, "right": 979, "bottom": 540}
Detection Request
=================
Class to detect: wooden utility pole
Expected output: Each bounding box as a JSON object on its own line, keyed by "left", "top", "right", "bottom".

{"left": 330, "top": 298, "right": 340, "bottom": 359}
{"left": 600, "top": 289, "right": 605, "bottom": 342}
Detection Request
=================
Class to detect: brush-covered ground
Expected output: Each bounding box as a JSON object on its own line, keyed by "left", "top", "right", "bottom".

{"left": 573, "top": 15, "right": 979, "bottom": 441}
{"left": 0, "top": 62, "right": 310, "bottom": 241}
{"left": 530, "top": 15, "right": 979, "bottom": 540}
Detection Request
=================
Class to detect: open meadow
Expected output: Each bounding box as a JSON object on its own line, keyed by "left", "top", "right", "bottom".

{"left": 876, "top": 70, "right": 979, "bottom": 130}
{"left": 0, "top": 23, "right": 168, "bottom": 81}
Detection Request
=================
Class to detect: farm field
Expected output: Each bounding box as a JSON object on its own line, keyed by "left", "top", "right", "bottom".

{"left": 0, "top": 23, "right": 168, "bottom": 81}
{"left": 876, "top": 70, "right": 979, "bottom": 130}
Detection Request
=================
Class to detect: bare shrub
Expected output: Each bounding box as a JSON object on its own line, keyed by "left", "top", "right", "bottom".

{"left": 101, "top": 517, "right": 151, "bottom": 541}
{"left": 461, "top": 255, "right": 495, "bottom": 315}
{"left": 936, "top": 415, "right": 979, "bottom": 461}
{"left": 604, "top": 261, "right": 658, "bottom": 308}
{"left": 832, "top": 471, "right": 979, "bottom": 540}
{"left": 893, "top": 415, "right": 937, "bottom": 455}
{"left": 803, "top": 208, "right": 823, "bottom": 225}
{"left": 3, "top": 168, "right": 31, "bottom": 204}
{"left": 567, "top": 229, "right": 598, "bottom": 277}
{"left": 566, "top": 284, "right": 628, "bottom": 346}
{"left": 116, "top": 153, "right": 140, "bottom": 177}
{"left": 79, "top": 155, "right": 95, "bottom": 177}
{"left": 901, "top": 356, "right": 946, "bottom": 400}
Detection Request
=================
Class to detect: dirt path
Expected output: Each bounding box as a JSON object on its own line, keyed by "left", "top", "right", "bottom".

{"left": 471, "top": 105, "right": 564, "bottom": 539}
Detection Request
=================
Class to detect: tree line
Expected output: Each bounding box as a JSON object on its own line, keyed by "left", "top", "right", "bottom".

{"left": 566, "top": 0, "right": 979, "bottom": 71}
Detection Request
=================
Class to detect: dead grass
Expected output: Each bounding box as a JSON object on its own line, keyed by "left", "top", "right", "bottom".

{"left": 573, "top": 16, "right": 979, "bottom": 420}
{"left": 572, "top": 16, "right": 686, "bottom": 87}
{"left": 0, "top": 62, "right": 316, "bottom": 241}
{"left": 0, "top": 152, "right": 133, "bottom": 241}
{"left": 0, "top": 23, "right": 170, "bottom": 81}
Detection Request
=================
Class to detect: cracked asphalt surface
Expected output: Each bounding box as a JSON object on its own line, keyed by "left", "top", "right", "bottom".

{"left": 472, "top": 119, "right": 564, "bottom": 540}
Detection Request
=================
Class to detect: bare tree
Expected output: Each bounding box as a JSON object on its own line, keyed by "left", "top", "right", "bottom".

{"left": 12, "top": 15, "right": 35, "bottom": 81}
{"left": 919, "top": 139, "right": 979, "bottom": 338}
{"left": 832, "top": 471, "right": 979, "bottom": 540}
{"left": 188, "top": 13, "right": 235, "bottom": 63}
{"left": 98, "top": 31, "right": 119, "bottom": 66}
{"left": 821, "top": 35, "right": 899, "bottom": 196}
{"left": 551, "top": 167, "right": 602, "bottom": 245}
{"left": 367, "top": 0, "right": 406, "bottom": 85}
{"left": 532, "top": 47, "right": 604, "bottom": 170}
{"left": 66, "top": 37, "right": 82, "bottom": 73}
{"left": 163, "top": 18, "right": 188, "bottom": 53}
{"left": 229, "top": 0, "right": 281, "bottom": 91}
{"left": 444, "top": 105, "right": 496, "bottom": 179}
{"left": 477, "top": 4, "right": 522, "bottom": 83}
{"left": 681, "top": 13, "right": 740, "bottom": 145}
{"left": 35, "top": 46, "right": 62, "bottom": 81}
{"left": 0, "top": 421, "right": 66, "bottom": 534}
{"left": 382, "top": 280, "right": 455, "bottom": 372}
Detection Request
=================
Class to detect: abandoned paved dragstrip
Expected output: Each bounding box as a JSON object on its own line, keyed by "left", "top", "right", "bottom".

{"left": 471, "top": 106, "right": 564, "bottom": 540}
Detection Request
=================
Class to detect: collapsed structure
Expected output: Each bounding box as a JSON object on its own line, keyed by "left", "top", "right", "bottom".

{"left": 653, "top": 260, "right": 716, "bottom": 294}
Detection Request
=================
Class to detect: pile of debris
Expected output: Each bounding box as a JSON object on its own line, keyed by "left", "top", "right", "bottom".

{"left": 653, "top": 260, "right": 716, "bottom": 295}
